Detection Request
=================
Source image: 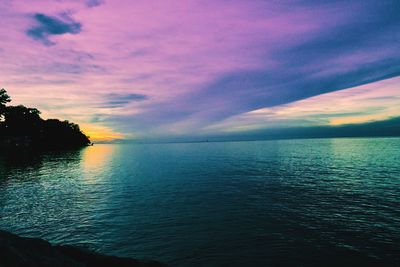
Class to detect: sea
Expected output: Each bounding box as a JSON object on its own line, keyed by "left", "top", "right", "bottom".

{"left": 1, "top": 138, "right": 399, "bottom": 266}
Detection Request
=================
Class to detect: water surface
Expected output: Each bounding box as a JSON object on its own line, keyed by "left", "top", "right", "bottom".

{"left": 1, "top": 138, "right": 399, "bottom": 266}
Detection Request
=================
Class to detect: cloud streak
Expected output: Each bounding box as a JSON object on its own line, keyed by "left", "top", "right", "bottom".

{"left": 205, "top": 77, "right": 400, "bottom": 134}
{"left": 101, "top": 93, "right": 148, "bottom": 108}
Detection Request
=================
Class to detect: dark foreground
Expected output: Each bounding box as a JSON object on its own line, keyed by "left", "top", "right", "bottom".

{"left": 0, "top": 230, "right": 166, "bottom": 267}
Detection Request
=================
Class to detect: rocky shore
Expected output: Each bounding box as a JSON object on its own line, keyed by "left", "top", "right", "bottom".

{"left": 0, "top": 230, "right": 166, "bottom": 267}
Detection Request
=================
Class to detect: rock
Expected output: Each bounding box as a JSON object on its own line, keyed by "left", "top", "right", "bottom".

{"left": 0, "top": 230, "right": 166, "bottom": 267}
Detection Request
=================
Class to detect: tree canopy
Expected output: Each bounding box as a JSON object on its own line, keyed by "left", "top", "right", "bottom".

{"left": 0, "top": 89, "right": 11, "bottom": 119}
{"left": 0, "top": 88, "right": 11, "bottom": 106}
{"left": 0, "top": 89, "right": 90, "bottom": 149}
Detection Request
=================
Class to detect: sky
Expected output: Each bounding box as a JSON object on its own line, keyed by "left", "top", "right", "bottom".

{"left": 0, "top": 0, "right": 399, "bottom": 142}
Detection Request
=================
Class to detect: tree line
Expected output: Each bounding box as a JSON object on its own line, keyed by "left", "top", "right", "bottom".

{"left": 0, "top": 88, "right": 90, "bottom": 149}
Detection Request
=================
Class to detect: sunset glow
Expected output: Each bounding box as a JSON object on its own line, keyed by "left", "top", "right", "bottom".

{"left": 1, "top": 0, "right": 399, "bottom": 141}
{"left": 207, "top": 77, "right": 400, "bottom": 133}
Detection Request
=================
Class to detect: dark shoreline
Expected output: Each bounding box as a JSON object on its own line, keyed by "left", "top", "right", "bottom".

{"left": 0, "top": 230, "right": 166, "bottom": 267}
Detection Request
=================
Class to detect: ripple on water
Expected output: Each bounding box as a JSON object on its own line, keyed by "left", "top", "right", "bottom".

{"left": 0, "top": 138, "right": 399, "bottom": 266}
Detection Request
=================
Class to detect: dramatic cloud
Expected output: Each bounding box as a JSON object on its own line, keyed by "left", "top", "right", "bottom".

{"left": 27, "top": 13, "right": 81, "bottom": 45}
{"left": 0, "top": 0, "right": 399, "bottom": 141}
{"left": 206, "top": 77, "right": 400, "bottom": 135}
{"left": 204, "top": 117, "right": 400, "bottom": 142}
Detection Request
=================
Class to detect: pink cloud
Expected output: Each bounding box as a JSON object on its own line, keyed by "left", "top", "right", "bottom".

{"left": 0, "top": 0, "right": 398, "bottom": 140}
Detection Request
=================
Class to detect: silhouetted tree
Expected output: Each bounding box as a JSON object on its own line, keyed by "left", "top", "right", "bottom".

{"left": 0, "top": 88, "right": 11, "bottom": 106}
{"left": 0, "top": 89, "right": 90, "bottom": 149}
{"left": 3, "top": 105, "right": 42, "bottom": 135}
{"left": 0, "top": 88, "right": 11, "bottom": 120}
{"left": 42, "top": 119, "right": 90, "bottom": 149}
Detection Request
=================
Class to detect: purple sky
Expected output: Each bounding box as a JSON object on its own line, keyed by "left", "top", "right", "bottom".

{"left": 1, "top": 0, "right": 399, "bottom": 141}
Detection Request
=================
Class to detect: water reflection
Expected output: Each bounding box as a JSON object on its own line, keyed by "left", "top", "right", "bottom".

{"left": 0, "top": 151, "right": 44, "bottom": 181}
{"left": 79, "top": 145, "right": 117, "bottom": 185}
{"left": 0, "top": 147, "right": 112, "bottom": 246}
{"left": 81, "top": 145, "right": 117, "bottom": 171}
{"left": 0, "top": 149, "right": 84, "bottom": 183}
{"left": 0, "top": 139, "right": 399, "bottom": 266}
{"left": 0, "top": 145, "right": 119, "bottom": 191}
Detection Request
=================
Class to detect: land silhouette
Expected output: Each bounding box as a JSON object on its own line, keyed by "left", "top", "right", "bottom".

{"left": 0, "top": 230, "right": 166, "bottom": 267}
{"left": 0, "top": 88, "right": 90, "bottom": 149}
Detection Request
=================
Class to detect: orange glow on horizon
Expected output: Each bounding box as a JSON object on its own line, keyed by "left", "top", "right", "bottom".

{"left": 206, "top": 77, "right": 400, "bottom": 133}
{"left": 329, "top": 113, "right": 397, "bottom": 126}
{"left": 80, "top": 124, "right": 125, "bottom": 142}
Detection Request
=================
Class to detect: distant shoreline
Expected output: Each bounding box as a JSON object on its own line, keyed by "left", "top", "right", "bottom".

{"left": 95, "top": 135, "right": 400, "bottom": 145}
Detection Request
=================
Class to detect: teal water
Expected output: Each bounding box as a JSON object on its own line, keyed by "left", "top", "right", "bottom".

{"left": 0, "top": 138, "right": 399, "bottom": 266}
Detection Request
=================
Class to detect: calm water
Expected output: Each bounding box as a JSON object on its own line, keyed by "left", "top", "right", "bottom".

{"left": 0, "top": 138, "right": 399, "bottom": 266}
